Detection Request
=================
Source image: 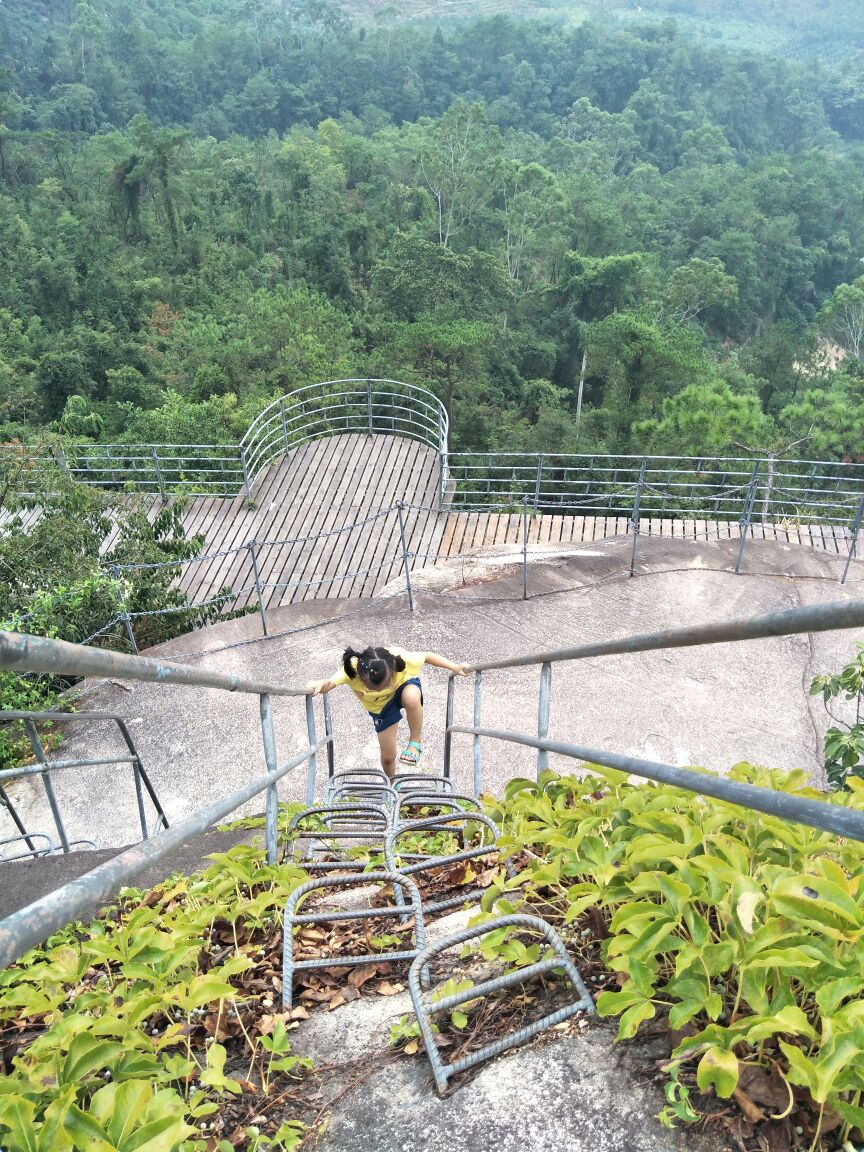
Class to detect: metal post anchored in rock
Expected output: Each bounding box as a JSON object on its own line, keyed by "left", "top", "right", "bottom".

{"left": 396, "top": 501, "right": 414, "bottom": 612}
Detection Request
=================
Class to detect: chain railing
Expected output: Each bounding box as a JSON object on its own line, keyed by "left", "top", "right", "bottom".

{"left": 7, "top": 479, "right": 864, "bottom": 663}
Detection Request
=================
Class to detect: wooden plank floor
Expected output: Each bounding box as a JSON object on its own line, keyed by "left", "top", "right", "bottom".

{"left": 173, "top": 434, "right": 446, "bottom": 609}
{"left": 434, "top": 512, "right": 862, "bottom": 560}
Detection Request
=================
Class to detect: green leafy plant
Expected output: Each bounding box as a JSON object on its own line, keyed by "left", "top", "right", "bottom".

{"left": 483, "top": 765, "right": 864, "bottom": 1149}
{"left": 811, "top": 644, "right": 864, "bottom": 790}
{"left": 0, "top": 843, "right": 310, "bottom": 1152}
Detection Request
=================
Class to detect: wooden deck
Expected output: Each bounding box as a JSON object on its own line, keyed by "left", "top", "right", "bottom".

{"left": 174, "top": 434, "right": 444, "bottom": 610}
{"left": 437, "top": 511, "right": 861, "bottom": 557}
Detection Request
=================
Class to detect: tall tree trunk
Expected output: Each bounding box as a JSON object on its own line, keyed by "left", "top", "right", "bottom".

{"left": 576, "top": 348, "right": 588, "bottom": 425}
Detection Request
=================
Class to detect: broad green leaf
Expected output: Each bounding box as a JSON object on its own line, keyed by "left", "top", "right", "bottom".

{"left": 745, "top": 947, "right": 820, "bottom": 971}
{"left": 668, "top": 999, "right": 702, "bottom": 1029}
{"left": 1, "top": 1095, "right": 39, "bottom": 1152}
{"left": 771, "top": 876, "right": 863, "bottom": 935}
{"left": 122, "top": 1114, "right": 195, "bottom": 1152}
{"left": 815, "top": 976, "right": 864, "bottom": 1016}
{"left": 617, "top": 998, "right": 656, "bottom": 1040}
{"left": 63, "top": 1104, "right": 114, "bottom": 1152}
{"left": 743, "top": 1005, "right": 817, "bottom": 1044}
{"left": 696, "top": 1046, "right": 739, "bottom": 1098}
{"left": 594, "top": 986, "right": 647, "bottom": 1017}
{"left": 61, "top": 1035, "right": 124, "bottom": 1086}
{"left": 90, "top": 1080, "right": 151, "bottom": 1145}
{"left": 778, "top": 1041, "right": 818, "bottom": 1096}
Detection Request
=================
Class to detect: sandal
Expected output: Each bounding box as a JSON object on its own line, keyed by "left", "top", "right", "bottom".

{"left": 399, "top": 740, "right": 423, "bottom": 766}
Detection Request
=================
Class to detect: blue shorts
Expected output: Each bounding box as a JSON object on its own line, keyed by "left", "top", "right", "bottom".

{"left": 369, "top": 677, "right": 423, "bottom": 733}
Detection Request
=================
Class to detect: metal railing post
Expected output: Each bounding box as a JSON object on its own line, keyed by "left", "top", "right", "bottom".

{"left": 841, "top": 495, "right": 864, "bottom": 587}
{"left": 366, "top": 379, "right": 373, "bottom": 435}
{"left": 279, "top": 397, "right": 290, "bottom": 455}
{"left": 396, "top": 501, "right": 414, "bottom": 612}
{"left": 240, "top": 446, "right": 251, "bottom": 497}
{"left": 537, "top": 662, "right": 552, "bottom": 779}
{"left": 472, "top": 671, "right": 482, "bottom": 797}
{"left": 115, "top": 716, "right": 167, "bottom": 840}
{"left": 259, "top": 693, "right": 279, "bottom": 865}
{"left": 735, "top": 461, "right": 760, "bottom": 575}
{"left": 630, "top": 459, "right": 647, "bottom": 578}
{"left": 247, "top": 540, "right": 268, "bottom": 636}
{"left": 108, "top": 564, "right": 138, "bottom": 654}
{"left": 322, "top": 693, "right": 335, "bottom": 779}
{"left": 533, "top": 454, "right": 544, "bottom": 514}
{"left": 443, "top": 674, "right": 455, "bottom": 780}
{"left": 522, "top": 496, "right": 529, "bottom": 600}
{"left": 150, "top": 447, "right": 166, "bottom": 499}
{"left": 23, "top": 720, "right": 70, "bottom": 853}
{"left": 305, "top": 694, "right": 318, "bottom": 807}
{"left": 0, "top": 782, "right": 40, "bottom": 856}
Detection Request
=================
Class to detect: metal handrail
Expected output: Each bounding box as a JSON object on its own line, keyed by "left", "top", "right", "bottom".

{"left": 0, "top": 709, "right": 167, "bottom": 852}
{"left": 0, "top": 735, "right": 330, "bottom": 969}
{"left": 0, "top": 629, "right": 330, "bottom": 969}
{"left": 443, "top": 597, "right": 864, "bottom": 849}
{"left": 0, "top": 631, "right": 306, "bottom": 696}
{"left": 462, "top": 599, "right": 864, "bottom": 673}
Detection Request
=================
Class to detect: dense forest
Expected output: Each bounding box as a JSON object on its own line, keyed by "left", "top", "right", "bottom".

{"left": 1, "top": 0, "right": 864, "bottom": 469}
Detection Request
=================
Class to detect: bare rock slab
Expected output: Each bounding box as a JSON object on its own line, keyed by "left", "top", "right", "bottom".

{"left": 312, "top": 1027, "right": 731, "bottom": 1152}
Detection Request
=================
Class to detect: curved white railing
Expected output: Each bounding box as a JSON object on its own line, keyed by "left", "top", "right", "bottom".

{"left": 239, "top": 378, "right": 449, "bottom": 495}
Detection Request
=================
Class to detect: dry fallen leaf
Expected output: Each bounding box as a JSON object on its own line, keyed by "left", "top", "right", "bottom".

{"left": 288, "top": 1005, "right": 310, "bottom": 1021}
{"left": 347, "top": 967, "right": 378, "bottom": 990}
{"left": 733, "top": 1087, "right": 766, "bottom": 1124}
{"left": 376, "top": 981, "right": 404, "bottom": 996}
{"left": 736, "top": 891, "right": 762, "bottom": 935}
{"left": 256, "top": 1012, "right": 289, "bottom": 1037}
{"left": 404, "top": 1039, "right": 419, "bottom": 1055}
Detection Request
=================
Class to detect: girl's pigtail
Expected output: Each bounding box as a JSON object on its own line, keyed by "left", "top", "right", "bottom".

{"left": 342, "top": 647, "right": 361, "bottom": 679}
{"left": 393, "top": 654, "right": 406, "bottom": 673}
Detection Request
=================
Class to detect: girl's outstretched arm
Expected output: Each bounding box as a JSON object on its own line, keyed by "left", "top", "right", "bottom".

{"left": 306, "top": 678, "right": 339, "bottom": 696}
{"left": 424, "top": 652, "right": 470, "bottom": 676}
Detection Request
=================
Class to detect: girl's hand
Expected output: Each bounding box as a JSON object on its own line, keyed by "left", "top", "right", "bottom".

{"left": 306, "top": 680, "right": 326, "bottom": 696}
{"left": 452, "top": 663, "right": 470, "bottom": 677}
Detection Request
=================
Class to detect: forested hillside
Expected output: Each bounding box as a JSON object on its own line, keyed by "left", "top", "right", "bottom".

{"left": 1, "top": 0, "right": 863, "bottom": 465}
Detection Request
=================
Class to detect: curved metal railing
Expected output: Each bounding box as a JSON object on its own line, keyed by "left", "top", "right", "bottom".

{"left": 239, "top": 378, "right": 449, "bottom": 495}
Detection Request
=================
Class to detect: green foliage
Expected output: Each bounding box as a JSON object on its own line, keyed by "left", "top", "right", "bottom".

{"left": 0, "top": 843, "right": 309, "bottom": 1152}
{"left": 0, "top": 443, "right": 250, "bottom": 765}
{"left": 485, "top": 765, "right": 864, "bottom": 1144}
{"left": 0, "top": 6, "right": 861, "bottom": 468}
{"left": 811, "top": 644, "right": 864, "bottom": 791}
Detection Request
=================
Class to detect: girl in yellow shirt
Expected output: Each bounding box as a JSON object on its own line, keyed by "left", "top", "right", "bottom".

{"left": 307, "top": 645, "right": 468, "bottom": 778}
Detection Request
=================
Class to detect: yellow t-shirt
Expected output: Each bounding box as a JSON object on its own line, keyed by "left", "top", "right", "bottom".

{"left": 330, "top": 647, "right": 426, "bottom": 713}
